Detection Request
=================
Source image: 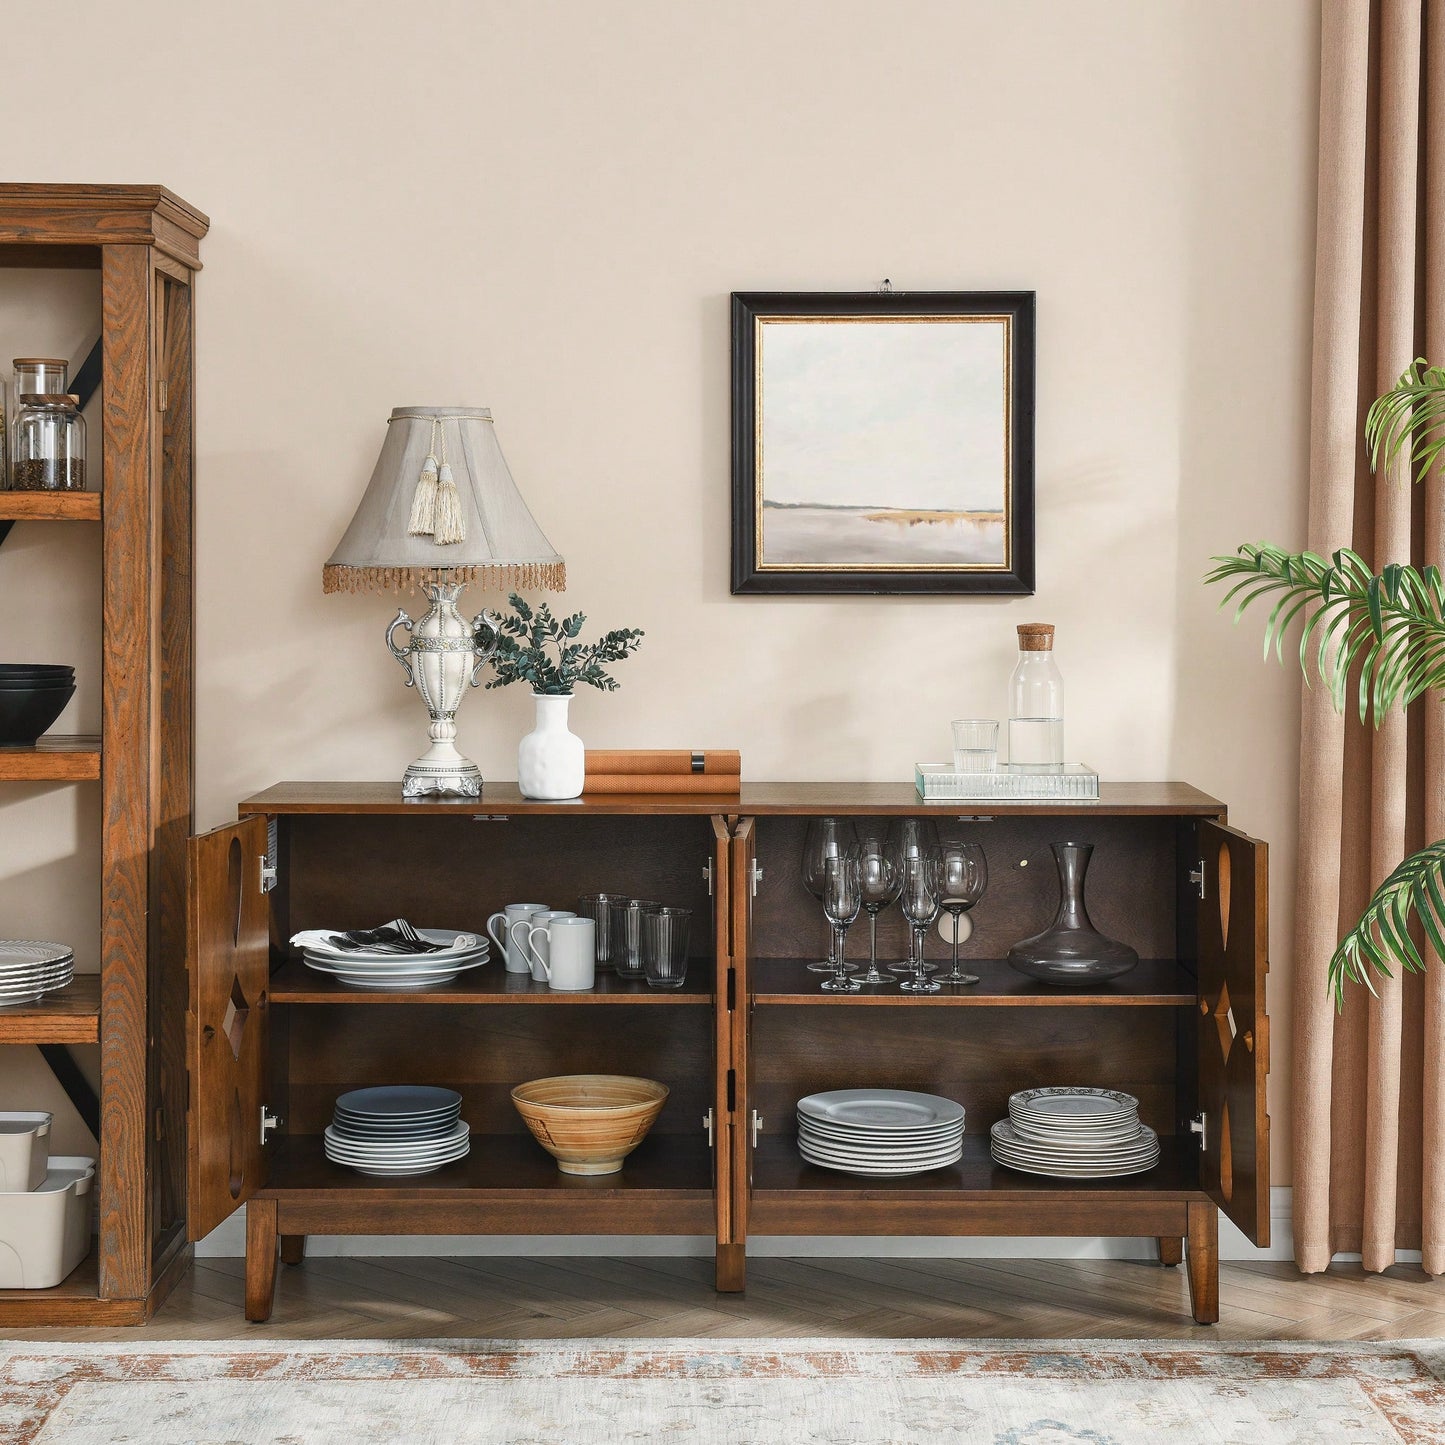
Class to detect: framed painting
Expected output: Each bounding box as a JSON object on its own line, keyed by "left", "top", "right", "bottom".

{"left": 730, "top": 290, "right": 1035, "bottom": 595}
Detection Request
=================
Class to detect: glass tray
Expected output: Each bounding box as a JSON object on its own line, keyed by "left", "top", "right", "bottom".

{"left": 914, "top": 763, "right": 1100, "bottom": 801}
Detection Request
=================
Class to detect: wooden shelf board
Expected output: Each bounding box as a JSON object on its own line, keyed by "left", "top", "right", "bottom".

{"left": 263, "top": 1131, "right": 714, "bottom": 1200}
{"left": 241, "top": 780, "right": 1226, "bottom": 820}
{"left": 0, "top": 974, "right": 99, "bottom": 1043}
{"left": 0, "top": 492, "right": 100, "bottom": 521}
{"left": 0, "top": 1252, "right": 146, "bottom": 1325}
{"left": 751, "top": 1134, "right": 1200, "bottom": 1202}
{"left": 269, "top": 958, "right": 714, "bottom": 1005}
{"left": 751, "top": 957, "right": 1196, "bottom": 1007}
{"left": 0, "top": 736, "right": 101, "bottom": 782}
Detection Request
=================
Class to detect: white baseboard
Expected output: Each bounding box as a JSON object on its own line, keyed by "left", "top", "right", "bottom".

{"left": 197, "top": 1187, "right": 1297, "bottom": 1261}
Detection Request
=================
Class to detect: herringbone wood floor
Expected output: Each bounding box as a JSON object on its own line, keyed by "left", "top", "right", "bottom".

{"left": 6, "top": 1255, "right": 1445, "bottom": 1342}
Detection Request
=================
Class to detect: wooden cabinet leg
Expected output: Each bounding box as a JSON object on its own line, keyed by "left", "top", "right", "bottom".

{"left": 1186, "top": 1201, "right": 1219, "bottom": 1324}
{"left": 245, "top": 1199, "right": 279, "bottom": 1323}
{"left": 279, "top": 1234, "right": 306, "bottom": 1267}
{"left": 1156, "top": 1235, "right": 1184, "bottom": 1268}
{"left": 715, "top": 1241, "right": 746, "bottom": 1293}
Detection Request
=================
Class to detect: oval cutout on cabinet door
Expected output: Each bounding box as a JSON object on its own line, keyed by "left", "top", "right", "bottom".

{"left": 227, "top": 836, "right": 243, "bottom": 948}
{"left": 1218, "top": 1098, "right": 1233, "bottom": 1203}
{"left": 228, "top": 1086, "right": 245, "bottom": 1198}
{"left": 1217, "top": 839, "right": 1232, "bottom": 952}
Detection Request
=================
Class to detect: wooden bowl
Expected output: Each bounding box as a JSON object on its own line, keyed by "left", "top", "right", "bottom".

{"left": 511, "top": 1074, "right": 668, "bottom": 1176}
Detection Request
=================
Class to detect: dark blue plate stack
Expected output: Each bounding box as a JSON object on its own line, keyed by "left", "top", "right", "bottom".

{"left": 0, "top": 665, "right": 74, "bottom": 746}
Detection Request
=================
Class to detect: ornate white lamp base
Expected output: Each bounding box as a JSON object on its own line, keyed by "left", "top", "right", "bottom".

{"left": 387, "top": 581, "right": 501, "bottom": 799}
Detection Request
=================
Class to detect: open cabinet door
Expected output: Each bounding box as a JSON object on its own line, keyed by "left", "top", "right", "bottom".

{"left": 187, "top": 817, "right": 272, "bottom": 1241}
{"left": 1196, "top": 819, "right": 1270, "bottom": 1246}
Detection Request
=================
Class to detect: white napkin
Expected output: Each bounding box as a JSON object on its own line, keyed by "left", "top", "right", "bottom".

{"left": 290, "top": 927, "right": 481, "bottom": 954}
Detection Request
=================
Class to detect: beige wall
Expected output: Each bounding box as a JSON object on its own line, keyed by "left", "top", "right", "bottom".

{"left": 0, "top": 1, "right": 1318, "bottom": 1182}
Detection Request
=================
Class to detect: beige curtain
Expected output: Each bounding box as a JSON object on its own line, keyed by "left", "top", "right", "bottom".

{"left": 1295, "top": 0, "right": 1445, "bottom": 1273}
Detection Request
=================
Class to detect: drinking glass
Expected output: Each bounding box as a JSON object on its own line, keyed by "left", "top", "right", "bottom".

{"left": 898, "top": 855, "right": 942, "bottom": 994}
{"left": 854, "top": 832, "right": 900, "bottom": 987}
{"left": 885, "top": 817, "right": 939, "bottom": 975}
{"left": 801, "top": 817, "right": 859, "bottom": 974}
{"left": 610, "top": 899, "right": 662, "bottom": 979}
{"left": 929, "top": 841, "right": 987, "bottom": 985}
{"left": 951, "top": 720, "right": 1000, "bottom": 773}
{"left": 820, "top": 852, "right": 862, "bottom": 993}
{"left": 641, "top": 906, "right": 691, "bottom": 989}
{"left": 576, "top": 893, "right": 629, "bottom": 972}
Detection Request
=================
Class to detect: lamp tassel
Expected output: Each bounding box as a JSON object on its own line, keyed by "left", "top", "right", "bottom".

{"left": 433, "top": 461, "right": 466, "bottom": 544}
{"left": 407, "top": 418, "right": 444, "bottom": 536}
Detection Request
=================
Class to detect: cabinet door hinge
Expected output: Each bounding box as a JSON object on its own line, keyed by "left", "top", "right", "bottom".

{"left": 750, "top": 860, "right": 763, "bottom": 897}
{"left": 750, "top": 1109, "right": 764, "bottom": 1147}
{"left": 259, "top": 859, "right": 278, "bottom": 893}
{"left": 1190, "top": 1112, "right": 1207, "bottom": 1151}
{"left": 703, "top": 859, "right": 714, "bottom": 896}
{"left": 703, "top": 1108, "right": 714, "bottom": 1146}
{"left": 260, "top": 1106, "right": 283, "bottom": 1145}
{"left": 1189, "top": 862, "right": 1206, "bottom": 900}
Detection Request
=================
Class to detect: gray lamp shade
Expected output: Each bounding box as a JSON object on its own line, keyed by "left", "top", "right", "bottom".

{"left": 322, "top": 406, "right": 565, "bottom": 594}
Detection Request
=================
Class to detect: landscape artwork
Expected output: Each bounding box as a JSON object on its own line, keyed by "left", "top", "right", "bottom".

{"left": 760, "top": 318, "right": 1007, "bottom": 569}
{"left": 731, "top": 293, "right": 1035, "bottom": 595}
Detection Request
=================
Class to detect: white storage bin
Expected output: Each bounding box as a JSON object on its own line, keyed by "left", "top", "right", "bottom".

{"left": 0, "top": 1155, "right": 93, "bottom": 1288}
{"left": 0, "top": 1111, "right": 52, "bottom": 1192}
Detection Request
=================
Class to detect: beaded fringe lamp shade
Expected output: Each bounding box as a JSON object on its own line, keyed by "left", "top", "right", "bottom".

{"left": 325, "top": 406, "right": 566, "bottom": 798}
{"left": 323, "top": 406, "right": 565, "bottom": 594}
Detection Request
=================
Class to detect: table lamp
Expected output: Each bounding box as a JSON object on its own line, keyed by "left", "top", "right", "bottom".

{"left": 324, "top": 406, "right": 565, "bottom": 797}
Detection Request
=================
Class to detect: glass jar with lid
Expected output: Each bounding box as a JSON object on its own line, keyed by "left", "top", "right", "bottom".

{"left": 9, "top": 360, "right": 67, "bottom": 486}
{"left": 11, "top": 394, "right": 86, "bottom": 491}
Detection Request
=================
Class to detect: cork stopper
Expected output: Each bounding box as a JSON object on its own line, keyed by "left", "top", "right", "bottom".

{"left": 1017, "top": 623, "right": 1055, "bottom": 652}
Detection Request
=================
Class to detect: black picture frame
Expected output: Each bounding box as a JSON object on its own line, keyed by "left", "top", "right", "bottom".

{"left": 730, "top": 290, "right": 1035, "bottom": 596}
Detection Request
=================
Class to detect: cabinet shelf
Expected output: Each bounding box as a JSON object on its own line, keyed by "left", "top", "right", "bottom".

{"left": 0, "top": 974, "right": 99, "bottom": 1044}
{"left": 750, "top": 957, "right": 1195, "bottom": 1006}
{"left": 0, "top": 492, "right": 100, "bottom": 522}
{"left": 0, "top": 736, "right": 101, "bottom": 782}
{"left": 269, "top": 958, "right": 714, "bottom": 1005}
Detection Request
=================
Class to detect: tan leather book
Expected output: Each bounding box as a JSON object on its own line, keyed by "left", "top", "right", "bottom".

{"left": 582, "top": 773, "right": 742, "bottom": 795}
{"left": 583, "top": 749, "right": 741, "bottom": 777}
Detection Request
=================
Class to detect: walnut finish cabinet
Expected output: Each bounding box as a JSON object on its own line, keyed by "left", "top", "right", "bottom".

{"left": 189, "top": 782, "right": 1269, "bottom": 1326}
{"left": 0, "top": 185, "right": 206, "bottom": 1325}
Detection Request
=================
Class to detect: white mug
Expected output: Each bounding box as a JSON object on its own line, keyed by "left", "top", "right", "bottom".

{"left": 487, "top": 902, "right": 548, "bottom": 974}
{"left": 526, "top": 916, "right": 596, "bottom": 991}
{"left": 525, "top": 910, "right": 577, "bottom": 982}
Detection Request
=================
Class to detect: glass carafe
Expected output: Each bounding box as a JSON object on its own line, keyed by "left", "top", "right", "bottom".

{"left": 1007, "top": 622, "right": 1063, "bottom": 772}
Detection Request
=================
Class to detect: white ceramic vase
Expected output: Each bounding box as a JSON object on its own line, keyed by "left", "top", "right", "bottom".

{"left": 517, "top": 692, "right": 584, "bottom": 800}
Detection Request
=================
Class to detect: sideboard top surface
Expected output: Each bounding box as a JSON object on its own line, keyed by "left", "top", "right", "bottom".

{"left": 240, "top": 780, "right": 1226, "bottom": 818}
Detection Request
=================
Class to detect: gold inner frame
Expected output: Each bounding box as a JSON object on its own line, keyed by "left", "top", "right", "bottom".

{"left": 753, "top": 313, "right": 1014, "bottom": 572}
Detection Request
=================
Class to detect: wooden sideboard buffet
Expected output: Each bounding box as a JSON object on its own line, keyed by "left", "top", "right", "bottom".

{"left": 189, "top": 781, "right": 1268, "bottom": 1326}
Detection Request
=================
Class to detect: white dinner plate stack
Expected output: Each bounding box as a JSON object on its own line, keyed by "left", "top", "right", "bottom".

{"left": 990, "top": 1086, "right": 1160, "bottom": 1178}
{"left": 323, "top": 1086, "right": 470, "bottom": 1177}
{"left": 0, "top": 941, "right": 74, "bottom": 1008}
{"left": 796, "top": 1089, "right": 966, "bottom": 1177}
{"left": 292, "top": 927, "right": 489, "bottom": 990}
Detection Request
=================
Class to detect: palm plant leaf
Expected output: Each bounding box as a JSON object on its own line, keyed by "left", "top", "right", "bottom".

{"left": 1330, "top": 840, "right": 1445, "bottom": 1006}
{"left": 1365, "top": 359, "right": 1445, "bottom": 483}
{"left": 1204, "top": 545, "right": 1445, "bottom": 723}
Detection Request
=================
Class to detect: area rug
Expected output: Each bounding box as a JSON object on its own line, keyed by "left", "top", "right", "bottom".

{"left": 4, "top": 1337, "right": 1444, "bottom": 1444}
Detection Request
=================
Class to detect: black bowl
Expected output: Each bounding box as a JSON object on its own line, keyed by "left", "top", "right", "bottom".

{"left": 0, "top": 680, "right": 75, "bottom": 690}
{"left": 0, "top": 683, "right": 76, "bottom": 746}
{"left": 0, "top": 663, "right": 74, "bottom": 672}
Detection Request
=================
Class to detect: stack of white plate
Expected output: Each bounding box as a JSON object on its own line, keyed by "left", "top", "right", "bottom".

{"left": 990, "top": 1086, "right": 1160, "bottom": 1178}
{"left": 323, "top": 1086, "right": 470, "bottom": 1177}
{"left": 292, "top": 928, "right": 489, "bottom": 990}
{"left": 0, "top": 941, "right": 74, "bottom": 1008}
{"left": 796, "top": 1089, "right": 966, "bottom": 1177}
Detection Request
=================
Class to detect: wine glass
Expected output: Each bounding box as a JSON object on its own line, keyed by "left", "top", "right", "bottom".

{"left": 898, "top": 855, "right": 941, "bottom": 994}
{"left": 820, "top": 852, "right": 862, "bottom": 993}
{"left": 854, "top": 832, "right": 900, "bottom": 987}
{"left": 930, "top": 841, "right": 987, "bottom": 985}
{"left": 885, "top": 817, "right": 940, "bottom": 976}
{"left": 801, "top": 818, "right": 859, "bottom": 974}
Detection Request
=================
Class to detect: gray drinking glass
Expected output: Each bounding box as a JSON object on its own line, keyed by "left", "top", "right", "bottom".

{"left": 642, "top": 906, "right": 692, "bottom": 989}
{"left": 610, "top": 898, "right": 663, "bottom": 979}
{"left": 576, "top": 893, "right": 629, "bottom": 972}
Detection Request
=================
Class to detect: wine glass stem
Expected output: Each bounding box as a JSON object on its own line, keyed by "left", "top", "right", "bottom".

{"left": 952, "top": 918, "right": 961, "bottom": 977}
{"left": 869, "top": 910, "right": 878, "bottom": 976}
{"left": 914, "top": 926, "right": 927, "bottom": 987}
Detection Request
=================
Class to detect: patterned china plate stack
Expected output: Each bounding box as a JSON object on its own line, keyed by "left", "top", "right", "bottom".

{"left": 990, "top": 1086, "right": 1160, "bottom": 1179}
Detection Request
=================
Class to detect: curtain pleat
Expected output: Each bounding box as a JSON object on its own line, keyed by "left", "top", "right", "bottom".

{"left": 1295, "top": 0, "right": 1445, "bottom": 1273}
